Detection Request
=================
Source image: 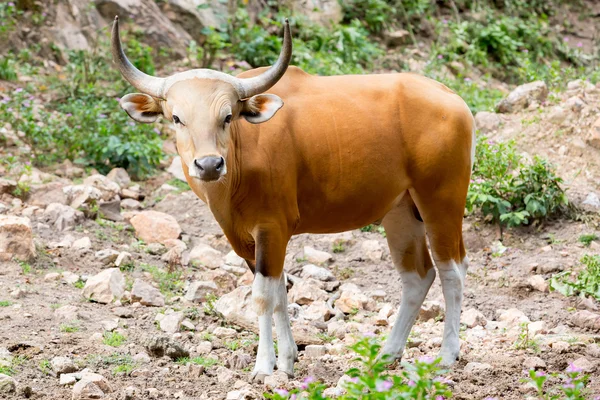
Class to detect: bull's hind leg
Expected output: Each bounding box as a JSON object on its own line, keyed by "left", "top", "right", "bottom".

{"left": 409, "top": 186, "right": 469, "bottom": 366}
{"left": 380, "top": 193, "right": 436, "bottom": 361}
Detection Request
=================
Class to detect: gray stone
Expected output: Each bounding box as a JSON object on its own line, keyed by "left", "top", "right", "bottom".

{"left": 419, "top": 301, "right": 444, "bottom": 321}
{"left": 305, "top": 345, "right": 327, "bottom": 358}
{"left": 131, "top": 279, "right": 165, "bottom": 307}
{"left": 82, "top": 268, "right": 126, "bottom": 304}
{"left": 72, "top": 237, "right": 92, "bottom": 251}
{"left": 106, "top": 168, "right": 131, "bottom": 188}
{"left": 215, "top": 286, "right": 257, "bottom": 332}
{"left": 213, "top": 327, "right": 237, "bottom": 338}
{"left": 464, "top": 362, "right": 493, "bottom": 373}
{"left": 475, "top": 111, "right": 502, "bottom": 133}
{"left": 301, "top": 264, "right": 334, "bottom": 281}
{"left": 189, "top": 243, "right": 223, "bottom": 269}
{"left": 159, "top": 311, "right": 184, "bottom": 334}
{"left": 582, "top": 193, "right": 600, "bottom": 209}
{"left": 51, "top": 356, "right": 77, "bottom": 375}
{"left": 289, "top": 279, "right": 328, "bottom": 305}
{"left": 0, "top": 215, "right": 36, "bottom": 262}
{"left": 528, "top": 275, "right": 548, "bottom": 292}
{"left": 99, "top": 200, "right": 123, "bottom": 222}
{"left": 71, "top": 372, "right": 111, "bottom": 399}
{"left": 144, "top": 335, "right": 189, "bottom": 360}
{"left": 496, "top": 81, "right": 548, "bottom": 113}
{"left": 263, "top": 370, "right": 289, "bottom": 390}
{"left": 303, "top": 246, "right": 333, "bottom": 265}
{"left": 184, "top": 281, "right": 218, "bottom": 302}
{"left": 523, "top": 356, "right": 546, "bottom": 370}
{"left": 461, "top": 308, "right": 487, "bottom": 328}
{"left": 0, "top": 373, "right": 16, "bottom": 394}
{"left": 43, "top": 203, "right": 84, "bottom": 231}
{"left": 361, "top": 240, "right": 383, "bottom": 262}
{"left": 216, "top": 366, "right": 235, "bottom": 384}
{"left": 95, "top": 249, "right": 120, "bottom": 265}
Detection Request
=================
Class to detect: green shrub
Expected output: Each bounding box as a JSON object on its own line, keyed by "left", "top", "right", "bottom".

{"left": 578, "top": 234, "right": 598, "bottom": 247}
{"left": 550, "top": 254, "right": 600, "bottom": 301}
{"left": 0, "top": 56, "right": 17, "bottom": 81}
{"left": 526, "top": 365, "right": 590, "bottom": 400}
{"left": 103, "top": 331, "right": 126, "bottom": 347}
{"left": 265, "top": 335, "right": 451, "bottom": 399}
{"left": 467, "top": 137, "right": 568, "bottom": 232}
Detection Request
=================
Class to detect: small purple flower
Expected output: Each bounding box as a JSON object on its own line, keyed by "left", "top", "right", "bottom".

{"left": 14, "top": 87, "right": 23, "bottom": 93}
{"left": 442, "top": 19, "right": 448, "bottom": 24}
{"left": 8, "top": 2, "right": 14, "bottom": 6}
{"left": 7, "top": 107, "right": 13, "bottom": 112}
{"left": 65, "top": 113, "right": 72, "bottom": 117}
{"left": 408, "top": 380, "right": 416, "bottom": 387}
{"left": 274, "top": 388, "right": 289, "bottom": 396}
{"left": 418, "top": 355, "right": 435, "bottom": 364}
{"left": 301, "top": 376, "right": 315, "bottom": 389}
{"left": 487, "top": 140, "right": 495, "bottom": 145}
{"left": 563, "top": 383, "right": 575, "bottom": 390}
{"left": 535, "top": 371, "right": 546, "bottom": 377}
{"left": 42, "top": 12, "right": 47, "bottom": 17}
{"left": 25, "top": 161, "right": 31, "bottom": 166}
{"left": 28, "top": 95, "right": 34, "bottom": 100}
{"left": 229, "top": 66, "right": 235, "bottom": 71}
{"left": 98, "top": 113, "right": 107, "bottom": 118}
{"left": 437, "top": 54, "right": 443, "bottom": 60}
{"left": 290, "top": 395, "right": 297, "bottom": 400}
{"left": 563, "top": 37, "right": 570, "bottom": 42}
{"left": 577, "top": 42, "right": 583, "bottom": 48}
{"left": 522, "top": 49, "right": 529, "bottom": 53}
{"left": 115, "top": 97, "right": 121, "bottom": 102}
{"left": 464, "top": 77, "right": 472, "bottom": 82}
{"left": 364, "top": 332, "right": 376, "bottom": 338}
{"left": 348, "top": 377, "right": 359, "bottom": 384}
{"left": 436, "top": 396, "right": 445, "bottom": 400}
{"left": 434, "top": 376, "right": 453, "bottom": 384}
{"left": 153, "top": 127, "right": 161, "bottom": 135}
{"left": 376, "top": 380, "right": 393, "bottom": 392}
{"left": 566, "top": 363, "right": 582, "bottom": 373}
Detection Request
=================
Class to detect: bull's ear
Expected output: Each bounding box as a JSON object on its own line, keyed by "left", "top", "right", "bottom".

{"left": 120, "top": 93, "right": 163, "bottom": 123}
{"left": 240, "top": 94, "right": 283, "bottom": 124}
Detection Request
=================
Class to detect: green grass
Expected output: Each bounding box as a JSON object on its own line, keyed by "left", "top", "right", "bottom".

{"left": 103, "top": 331, "right": 126, "bottom": 347}
{"left": 39, "top": 359, "right": 51, "bottom": 375}
{"left": 139, "top": 263, "right": 184, "bottom": 298}
{"left": 166, "top": 178, "right": 190, "bottom": 193}
{"left": 73, "top": 280, "right": 85, "bottom": 289}
{"left": 18, "top": 261, "right": 31, "bottom": 274}
{"left": 0, "top": 300, "right": 12, "bottom": 307}
{"left": 579, "top": 234, "right": 598, "bottom": 247}
{"left": 0, "top": 365, "right": 15, "bottom": 376}
{"left": 59, "top": 322, "right": 80, "bottom": 333}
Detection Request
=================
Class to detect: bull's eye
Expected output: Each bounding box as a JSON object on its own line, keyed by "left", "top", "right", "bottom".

{"left": 224, "top": 114, "right": 232, "bottom": 124}
{"left": 173, "top": 115, "right": 181, "bottom": 125}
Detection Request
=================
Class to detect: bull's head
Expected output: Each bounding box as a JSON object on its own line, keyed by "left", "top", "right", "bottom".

{"left": 111, "top": 16, "right": 291, "bottom": 182}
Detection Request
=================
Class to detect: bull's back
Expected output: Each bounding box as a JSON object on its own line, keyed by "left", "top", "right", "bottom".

{"left": 237, "top": 67, "right": 474, "bottom": 234}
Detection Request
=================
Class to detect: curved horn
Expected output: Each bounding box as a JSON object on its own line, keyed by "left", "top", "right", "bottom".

{"left": 237, "top": 19, "right": 292, "bottom": 99}
{"left": 111, "top": 16, "right": 165, "bottom": 98}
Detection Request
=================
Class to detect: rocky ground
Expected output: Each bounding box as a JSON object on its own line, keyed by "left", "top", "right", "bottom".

{"left": 1, "top": 76, "right": 600, "bottom": 400}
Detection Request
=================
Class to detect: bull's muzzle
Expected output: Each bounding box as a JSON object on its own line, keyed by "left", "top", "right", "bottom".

{"left": 193, "top": 156, "right": 226, "bottom": 182}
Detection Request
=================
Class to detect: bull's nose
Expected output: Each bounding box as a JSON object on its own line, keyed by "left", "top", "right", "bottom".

{"left": 194, "top": 156, "right": 225, "bottom": 181}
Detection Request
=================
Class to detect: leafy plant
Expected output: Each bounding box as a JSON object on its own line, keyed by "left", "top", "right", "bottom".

{"left": 203, "top": 293, "right": 219, "bottom": 316}
{"left": 39, "top": 359, "right": 51, "bottom": 375}
{"left": 578, "top": 234, "right": 598, "bottom": 247}
{"left": 550, "top": 255, "right": 600, "bottom": 301}
{"left": 176, "top": 356, "right": 220, "bottom": 368}
{"left": 526, "top": 364, "right": 590, "bottom": 400}
{"left": 103, "top": 331, "right": 126, "bottom": 347}
{"left": 265, "top": 335, "right": 451, "bottom": 399}
{"left": 467, "top": 137, "right": 569, "bottom": 235}
{"left": 0, "top": 56, "right": 17, "bottom": 81}
{"left": 514, "top": 322, "right": 540, "bottom": 352}
{"left": 140, "top": 263, "right": 184, "bottom": 298}
{"left": 60, "top": 322, "right": 80, "bottom": 333}
{"left": 0, "top": 300, "right": 12, "bottom": 307}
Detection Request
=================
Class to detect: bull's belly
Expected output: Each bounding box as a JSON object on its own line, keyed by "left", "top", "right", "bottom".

{"left": 293, "top": 188, "right": 407, "bottom": 235}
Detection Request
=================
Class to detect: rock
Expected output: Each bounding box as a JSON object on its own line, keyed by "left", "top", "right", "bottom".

{"left": 96, "top": 0, "right": 192, "bottom": 58}
{"left": 528, "top": 320, "right": 546, "bottom": 336}
{"left": 106, "top": 168, "right": 131, "bottom": 188}
{"left": 289, "top": 279, "right": 328, "bottom": 305}
{"left": 63, "top": 185, "right": 103, "bottom": 209}
{"left": 72, "top": 372, "right": 111, "bottom": 400}
{"left": 303, "top": 246, "right": 333, "bottom": 265}
{"left": 571, "top": 310, "right": 600, "bottom": 331}
{"left": 82, "top": 268, "right": 126, "bottom": 304}
{"left": 43, "top": 203, "right": 84, "bottom": 231}
{"left": 226, "top": 353, "right": 252, "bottom": 370}
{"left": 196, "top": 341, "right": 212, "bottom": 355}
{"left": 55, "top": 305, "right": 80, "bottom": 321}
{"left": 160, "top": 311, "right": 185, "bottom": 334}
{"left": 130, "top": 211, "right": 182, "bottom": 245}
{"left": 305, "top": 345, "right": 327, "bottom": 359}
{"left": 55, "top": 160, "right": 84, "bottom": 179}
{"left": 101, "top": 319, "right": 119, "bottom": 331}
{"left": 0, "top": 373, "right": 16, "bottom": 394}
{"left": 62, "top": 271, "right": 80, "bottom": 284}
{"left": 0, "top": 215, "right": 36, "bottom": 261}
{"left": 571, "top": 357, "right": 595, "bottom": 373}
{"left": 528, "top": 275, "right": 548, "bottom": 292}
{"left": 51, "top": 356, "right": 77, "bottom": 375}
{"left": 95, "top": 249, "right": 120, "bottom": 265}
{"left": 167, "top": 156, "right": 187, "bottom": 182}
{"left": 98, "top": 200, "right": 123, "bottom": 222}
{"left": 498, "top": 308, "right": 530, "bottom": 325}
{"left": 131, "top": 279, "right": 165, "bottom": 307}
{"left": 29, "top": 182, "right": 69, "bottom": 207}
{"left": 83, "top": 174, "right": 120, "bottom": 201}
{"left": 335, "top": 284, "right": 374, "bottom": 314}
{"left": 291, "top": 0, "right": 342, "bottom": 27}
{"left": 184, "top": 281, "right": 218, "bottom": 303}
{"left": 121, "top": 198, "right": 142, "bottom": 210}
{"left": 301, "top": 264, "right": 334, "bottom": 281}
{"left": 114, "top": 252, "right": 132, "bottom": 269}
{"left": 475, "top": 111, "right": 502, "bottom": 133}
{"left": 144, "top": 335, "right": 189, "bottom": 360}
{"left": 196, "top": 269, "right": 236, "bottom": 294}
{"left": 215, "top": 286, "right": 257, "bottom": 332}
{"left": 565, "top": 96, "right": 585, "bottom": 112}
{"left": 124, "top": 386, "right": 138, "bottom": 400}
{"left": 213, "top": 327, "right": 237, "bottom": 338}
{"left": 552, "top": 341, "right": 570, "bottom": 353}
{"left": 419, "top": 300, "right": 444, "bottom": 321}
{"left": 303, "top": 300, "right": 332, "bottom": 322}
{"left": 113, "top": 307, "right": 134, "bottom": 318}
{"left": 263, "top": 370, "right": 289, "bottom": 390}
{"left": 587, "top": 117, "right": 600, "bottom": 150}
{"left": 361, "top": 240, "right": 383, "bottom": 262}
{"left": 582, "top": 192, "right": 600, "bottom": 209}
{"left": 133, "top": 352, "right": 151, "bottom": 364}
{"left": 216, "top": 366, "right": 235, "bottom": 384}
{"left": 383, "top": 29, "right": 410, "bottom": 47}
{"left": 464, "top": 362, "right": 493, "bottom": 373}
{"left": 60, "top": 373, "right": 78, "bottom": 385}
{"left": 548, "top": 106, "right": 568, "bottom": 125}
{"left": 461, "top": 308, "right": 486, "bottom": 328}
{"left": 146, "top": 243, "right": 166, "bottom": 255}
{"left": 224, "top": 250, "right": 245, "bottom": 268}
{"left": 0, "top": 178, "right": 16, "bottom": 195}
{"left": 72, "top": 237, "right": 92, "bottom": 251}
{"left": 189, "top": 243, "right": 223, "bottom": 269}
{"left": 523, "top": 356, "right": 546, "bottom": 370}
{"left": 44, "top": 272, "right": 61, "bottom": 281}
{"left": 159, "top": 0, "right": 226, "bottom": 40}
{"left": 496, "top": 81, "right": 548, "bottom": 113}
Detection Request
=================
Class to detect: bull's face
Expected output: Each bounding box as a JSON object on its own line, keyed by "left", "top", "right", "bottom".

{"left": 111, "top": 16, "right": 291, "bottom": 182}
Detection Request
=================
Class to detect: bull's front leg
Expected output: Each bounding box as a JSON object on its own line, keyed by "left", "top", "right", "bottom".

{"left": 251, "top": 229, "right": 297, "bottom": 381}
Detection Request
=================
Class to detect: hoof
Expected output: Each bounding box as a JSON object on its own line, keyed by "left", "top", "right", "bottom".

{"left": 250, "top": 371, "right": 270, "bottom": 383}
{"left": 438, "top": 350, "right": 460, "bottom": 367}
